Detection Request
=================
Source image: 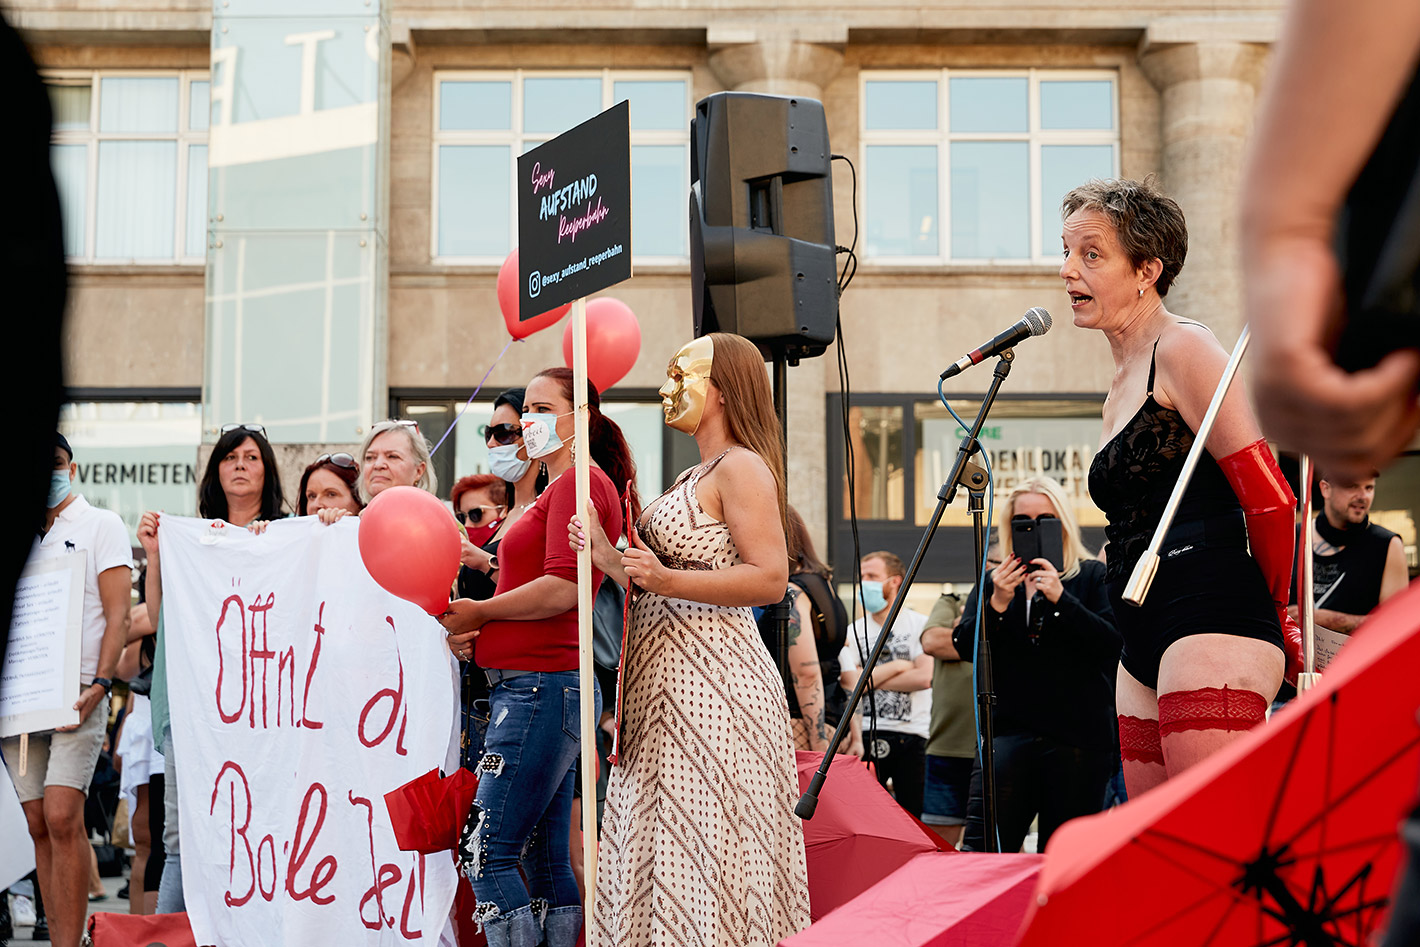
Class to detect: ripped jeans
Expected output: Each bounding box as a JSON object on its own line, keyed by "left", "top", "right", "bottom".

{"left": 458, "top": 671, "right": 599, "bottom": 947}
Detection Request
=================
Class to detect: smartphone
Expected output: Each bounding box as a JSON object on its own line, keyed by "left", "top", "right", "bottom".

{"left": 1011, "top": 515, "right": 1064, "bottom": 573}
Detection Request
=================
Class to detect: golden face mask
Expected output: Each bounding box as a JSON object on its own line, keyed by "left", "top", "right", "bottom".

{"left": 659, "top": 336, "right": 715, "bottom": 434}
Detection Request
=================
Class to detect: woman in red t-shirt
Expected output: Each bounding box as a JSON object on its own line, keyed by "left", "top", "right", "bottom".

{"left": 439, "top": 367, "right": 635, "bottom": 947}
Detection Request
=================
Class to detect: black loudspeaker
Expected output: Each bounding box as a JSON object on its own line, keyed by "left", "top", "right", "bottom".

{"left": 690, "top": 92, "right": 838, "bottom": 362}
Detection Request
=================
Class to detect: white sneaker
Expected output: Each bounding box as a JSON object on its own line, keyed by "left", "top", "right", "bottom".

{"left": 11, "top": 894, "right": 36, "bottom": 927}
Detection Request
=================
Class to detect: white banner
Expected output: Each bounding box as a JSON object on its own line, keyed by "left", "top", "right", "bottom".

{"left": 1, "top": 553, "right": 84, "bottom": 737}
{"left": 159, "top": 515, "right": 460, "bottom": 946}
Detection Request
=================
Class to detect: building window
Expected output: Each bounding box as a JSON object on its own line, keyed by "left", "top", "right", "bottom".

{"left": 829, "top": 394, "right": 1105, "bottom": 582}
{"left": 860, "top": 70, "right": 1118, "bottom": 264}
{"left": 432, "top": 71, "right": 691, "bottom": 264}
{"left": 60, "top": 400, "right": 204, "bottom": 543}
{"left": 47, "top": 72, "right": 211, "bottom": 264}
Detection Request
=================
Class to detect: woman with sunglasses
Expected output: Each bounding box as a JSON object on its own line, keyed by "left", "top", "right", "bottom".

{"left": 952, "top": 476, "right": 1119, "bottom": 855}
{"left": 135, "top": 422, "right": 286, "bottom": 913}
{"left": 358, "top": 418, "right": 436, "bottom": 502}
{"left": 451, "top": 474, "right": 507, "bottom": 546}
{"left": 439, "top": 369, "right": 634, "bottom": 947}
{"left": 298, "top": 452, "right": 363, "bottom": 520}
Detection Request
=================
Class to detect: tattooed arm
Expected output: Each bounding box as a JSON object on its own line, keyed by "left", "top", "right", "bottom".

{"left": 786, "top": 586, "right": 830, "bottom": 752}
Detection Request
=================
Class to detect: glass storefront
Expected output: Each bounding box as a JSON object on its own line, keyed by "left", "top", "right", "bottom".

{"left": 59, "top": 401, "right": 204, "bottom": 543}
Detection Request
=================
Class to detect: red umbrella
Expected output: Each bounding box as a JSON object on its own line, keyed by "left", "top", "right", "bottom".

{"left": 795, "top": 751, "right": 942, "bottom": 919}
{"left": 1018, "top": 582, "right": 1420, "bottom": 947}
{"left": 779, "top": 851, "right": 1043, "bottom": 947}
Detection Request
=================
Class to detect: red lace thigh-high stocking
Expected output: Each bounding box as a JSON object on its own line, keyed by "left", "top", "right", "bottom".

{"left": 1157, "top": 685, "right": 1268, "bottom": 777}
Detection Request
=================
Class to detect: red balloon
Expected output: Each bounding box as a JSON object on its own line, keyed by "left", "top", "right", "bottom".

{"left": 498, "top": 248, "right": 570, "bottom": 340}
{"left": 358, "top": 486, "right": 462, "bottom": 616}
{"left": 561, "top": 297, "right": 642, "bottom": 392}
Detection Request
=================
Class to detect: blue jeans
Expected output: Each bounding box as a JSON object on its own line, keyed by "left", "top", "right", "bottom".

{"left": 460, "top": 671, "right": 599, "bottom": 947}
{"left": 156, "top": 731, "right": 185, "bottom": 914}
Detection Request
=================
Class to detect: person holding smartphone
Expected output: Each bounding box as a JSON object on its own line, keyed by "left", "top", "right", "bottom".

{"left": 954, "top": 476, "right": 1120, "bottom": 854}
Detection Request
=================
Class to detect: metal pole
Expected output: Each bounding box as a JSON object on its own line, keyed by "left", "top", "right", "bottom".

{"left": 570, "top": 296, "right": 599, "bottom": 903}
{"left": 1122, "top": 326, "right": 1251, "bottom": 606}
{"left": 1296, "top": 454, "right": 1321, "bottom": 693}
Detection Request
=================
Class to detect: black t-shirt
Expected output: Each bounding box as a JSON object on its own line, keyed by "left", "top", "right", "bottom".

{"left": 1290, "top": 517, "right": 1398, "bottom": 617}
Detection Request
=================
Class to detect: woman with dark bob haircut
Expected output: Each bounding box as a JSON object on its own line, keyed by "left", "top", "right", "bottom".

{"left": 135, "top": 422, "right": 286, "bottom": 912}
{"left": 1061, "top": 177, "right": 1301, "bottom": 797}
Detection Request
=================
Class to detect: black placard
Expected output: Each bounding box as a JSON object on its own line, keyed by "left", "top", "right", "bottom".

{"left": 517, "top": 100, "right": 632, "bottom": 319}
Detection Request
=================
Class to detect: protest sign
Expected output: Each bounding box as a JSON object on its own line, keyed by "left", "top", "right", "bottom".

{"left": 158, "top": 515, "right": 460, "bottom": 946}
{"left": 1, "top": 554, "right": 84, "bottom": 737}
{"left": 0, "top": 761, "right": 36, "bottom": 889}
{"left": 517, "top": 100, "right": 632, "bottom": 319}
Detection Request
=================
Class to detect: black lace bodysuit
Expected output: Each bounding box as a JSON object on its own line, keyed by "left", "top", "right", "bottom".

{"left": 1085, "top": 333, "right": 1282, "bottom": 689}
{"left": 1087, "top": 337, "right": 1242, "bottom": 583}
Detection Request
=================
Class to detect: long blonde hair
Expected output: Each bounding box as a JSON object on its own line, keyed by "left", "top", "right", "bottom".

{"left": 998, "top": 476, "right": 1093, "bottom": 580}
{"left": 706, "top": 333, "right": 791, "bottom": 554}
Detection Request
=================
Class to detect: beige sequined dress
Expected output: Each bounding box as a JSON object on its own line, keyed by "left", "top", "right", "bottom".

{"left": 591, "top": 450, "right": 811, "bottom": 947}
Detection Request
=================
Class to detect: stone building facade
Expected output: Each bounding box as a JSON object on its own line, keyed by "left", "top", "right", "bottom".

{"left": 14, "top": 0, "right": 1418, "bottom": 587}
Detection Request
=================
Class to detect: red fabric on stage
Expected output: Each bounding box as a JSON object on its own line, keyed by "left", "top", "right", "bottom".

{"left": 86, "top": 912, "right": 197, "bottom": 947}
{"left": 777, "top": 851, "right": 1043, "bottom": 947}
{"left": 1018, "top": 581, "right": 1420, "bottom": 946}
{"left": 794, "top": 751, "right": 941, "bottom": 920}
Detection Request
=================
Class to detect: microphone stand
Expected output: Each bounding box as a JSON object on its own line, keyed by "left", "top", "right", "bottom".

{"left": 798, "top": 350, "right": 1015, "bottom": 854}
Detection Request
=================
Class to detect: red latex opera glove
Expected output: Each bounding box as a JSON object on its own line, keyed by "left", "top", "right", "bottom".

{"left": 1219, "top": 439, "right": 1304, "bottom": 684}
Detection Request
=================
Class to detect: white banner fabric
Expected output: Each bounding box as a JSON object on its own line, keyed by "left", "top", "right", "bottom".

{"left": 159, "top": 515, "right": 460, "bottom": 947}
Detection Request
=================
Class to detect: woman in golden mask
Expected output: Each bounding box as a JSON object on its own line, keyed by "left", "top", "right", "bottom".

{"left": 571, "top": 332, "right": 810, "bottom": 947}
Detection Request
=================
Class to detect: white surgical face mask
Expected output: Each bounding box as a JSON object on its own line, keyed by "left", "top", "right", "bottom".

{"left": 520, "top": 411, "right": 574, "bottom": 460}
{"left": 488, "top": 443, "right": 532, "bottom": 482}
{"left": 48, "top": 470, "right": 73, "bottom": 509}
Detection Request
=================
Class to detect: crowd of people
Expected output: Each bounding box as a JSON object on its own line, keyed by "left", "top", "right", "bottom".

{"left": 4, "top": 168, "right": 1416, "bottom": 947}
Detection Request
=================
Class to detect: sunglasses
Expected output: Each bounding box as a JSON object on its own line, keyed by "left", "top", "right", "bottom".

{"left": 456, "top": 505, "right": 505, "bottom": 526}
{"left": 220, "top": 423, "right": 267, "bottom": 438}
{"left": 1011, "top": 513, "right": 1058, "bottom": 523}
{"left": 481, "top": 422, "right": 522, "bottom": 446}
{"left": 373, "top": 419, "right": 421, "bottom": 435}
{"left": 314, "top": 452, "right": 357, "bottom": 470}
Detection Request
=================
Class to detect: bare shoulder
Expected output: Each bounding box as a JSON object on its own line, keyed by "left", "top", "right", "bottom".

{"left": 1154, "top": 319, "right": 1228, "bottom": 409}
{"left": 1157, "top": 319, "right": 1225, "bottom": 366}
{"left": 713, "top": 446, "right": 776, "bottom": 487}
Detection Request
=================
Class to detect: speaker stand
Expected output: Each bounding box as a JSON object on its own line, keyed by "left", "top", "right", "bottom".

{"left": 769, "top": 351, "right": 792, "bottom": 698}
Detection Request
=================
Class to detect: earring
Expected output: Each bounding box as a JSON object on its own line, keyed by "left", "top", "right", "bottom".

{"left": 1138, "top": 288, "right": 1144, "bottom": 297}
{"left": 569, "top": 441, "right": 576, "bottom": 463}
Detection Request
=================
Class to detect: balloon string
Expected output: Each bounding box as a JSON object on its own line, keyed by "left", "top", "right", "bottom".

{"left": 429, "top": 337, "right": 517, "bottom": 457}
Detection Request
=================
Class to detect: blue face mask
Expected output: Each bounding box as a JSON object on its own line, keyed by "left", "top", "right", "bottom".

{"left": 520, "top": 411, "right": 574, "bottom": 460}
{"left": 487, "top": 443, "right": 532, "bottom": 482}
{"left": 48, "top": 470, "right": 73, "bottom": 508}
{"left": 860, "top": 580, "right": 888, "bottom": 615}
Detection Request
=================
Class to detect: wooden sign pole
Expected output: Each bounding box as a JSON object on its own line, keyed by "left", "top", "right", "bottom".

{"left": 570, "top": 295, "right": 599, "bottom": 908}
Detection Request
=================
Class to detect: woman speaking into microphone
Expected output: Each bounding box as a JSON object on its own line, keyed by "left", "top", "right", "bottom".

{"left": 1061, "top": 177, "right": 1300, "bottom": 797}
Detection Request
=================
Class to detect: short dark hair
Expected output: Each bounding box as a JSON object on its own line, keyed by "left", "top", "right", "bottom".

{"left": 199, "top": 428, "right": 286, "bottom": 521}
{"left": 1061, "top": 176, "right": 1188, "bottom": 296}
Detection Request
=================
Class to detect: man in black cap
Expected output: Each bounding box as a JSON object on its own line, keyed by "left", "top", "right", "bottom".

{"left": 1, "top": 436, "right": 131, "bottom": 947}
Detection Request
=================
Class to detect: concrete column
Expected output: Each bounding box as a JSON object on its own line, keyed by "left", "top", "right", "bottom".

{"left": 1138, "top": 35, "right": 1269, "bottom": 342}
{"left": 707, "top": 25, "right": 846, "bottom": 554}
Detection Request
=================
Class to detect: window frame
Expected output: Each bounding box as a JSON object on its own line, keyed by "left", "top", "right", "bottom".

{"left": 826, "top": 391, "right": 1108, "bottom": 583}
{"left": 430, "top": 69, "right": 693, "bottom": 267}
{"left": 859, "top": 67, "right": 1121, "bottom": 267}
{"left": 45, "top": 69, "right": 211, "bottom": 266}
